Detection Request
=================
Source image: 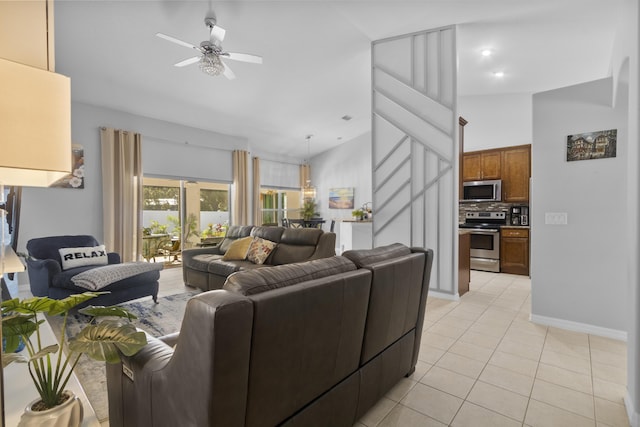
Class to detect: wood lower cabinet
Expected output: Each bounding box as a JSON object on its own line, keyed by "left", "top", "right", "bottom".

{"left": 502, "top": 145, "right": 531, "bottom": 202}
{"left": 500, "top": 228, "right": 529, "bottom": 275}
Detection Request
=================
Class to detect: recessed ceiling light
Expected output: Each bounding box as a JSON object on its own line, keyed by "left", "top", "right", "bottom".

{"left": 341, "top": 115, "right": 352, "bottom": 121}
{"left": 481, "top": 49, "right": 492, "bottom": 57}
{"left": 493, "top": 71, "right": 505, "bottom": 78}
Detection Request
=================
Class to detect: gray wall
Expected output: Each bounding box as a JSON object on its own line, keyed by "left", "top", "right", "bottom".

{"left": 17, "top": 101, "right": 247, "bottom": 282}
{"left": 531, "top": 77, "right": 628, "bottom": 333}
{"left": 312, "top": 132, "right": 373, "bottom": 247}
{"left": 459, "top": 93, "right": 532, "bottom": 151}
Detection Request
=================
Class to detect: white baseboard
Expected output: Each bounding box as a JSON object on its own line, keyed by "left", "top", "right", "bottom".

{"left": 428, "top": 289, "right": 460, "bottom": 301}
{"left": 625, "top": 392, "right": 639, "bottom": 427}
{"left": 530, "top": 313, "right": 627, "bottom": 341}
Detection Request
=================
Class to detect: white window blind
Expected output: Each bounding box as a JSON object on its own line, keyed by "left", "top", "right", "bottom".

{"left": 260, "top": 159, "right": 300, "bottom": 189}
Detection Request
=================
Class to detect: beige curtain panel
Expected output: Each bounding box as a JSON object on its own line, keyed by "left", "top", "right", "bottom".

{"left": 233, "top": 150, "right": 249, "bottom": 225}
{"left": 100, "top": 127, "right": 143, "bottom": 261}
{"left": 252, "top": 156, "right": 262, "bottom": 226}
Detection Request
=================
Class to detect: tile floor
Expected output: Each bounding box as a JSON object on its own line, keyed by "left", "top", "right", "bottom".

{"left": 355, "top": 270, "right": 630, "bottom": 427}
{"left": 82, "top": 266, "right": 629, "bottom": 426}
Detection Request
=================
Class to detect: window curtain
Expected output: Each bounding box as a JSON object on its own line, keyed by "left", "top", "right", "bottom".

{"left": 100, "top": 127, "right": 143, "bottom": 261}
{"left": 232, "top": 150, "right": 249, "bottom": 225}
{"left": 300, "top": 164, "right": 310, "bottom": 189}
{"left": 252, "top": 156, "right": 262, "bottom": 226}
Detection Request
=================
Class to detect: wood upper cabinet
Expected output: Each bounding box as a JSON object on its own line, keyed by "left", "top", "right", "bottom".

{"left": 502, "top": 145, "right": 531, "bottom": 202}
{"left": 461, "top": 144, "right": 531, "bottom": 203}
{"left": 500, "top": 228, "right": 529, "bottom": 275}
{"left": 462, "top": 150, "right": 501, "bottom": 181}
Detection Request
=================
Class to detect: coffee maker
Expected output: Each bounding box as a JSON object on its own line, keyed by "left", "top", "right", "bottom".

{"left": 509, "top": 205, "right": 529, "bottom": 226}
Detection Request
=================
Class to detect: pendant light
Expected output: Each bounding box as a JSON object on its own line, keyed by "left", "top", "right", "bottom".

{"left": 302, "top": 135, "right": 316, "bottom": 201}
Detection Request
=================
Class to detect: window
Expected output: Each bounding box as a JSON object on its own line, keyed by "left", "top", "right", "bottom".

{"left": 260, "top": 188, "right": 302, "bottom": 225}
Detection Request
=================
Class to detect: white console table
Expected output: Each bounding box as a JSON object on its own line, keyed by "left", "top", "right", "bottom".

{"left": 339, "top": 220, "right": 373, "bottom": 253}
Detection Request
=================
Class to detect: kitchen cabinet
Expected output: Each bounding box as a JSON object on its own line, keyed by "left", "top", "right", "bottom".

{"left": 462, "top": 150, "right": 501, "bottom": 181}
{"left": 500, "top": 228, "right": 529, "bottom": 275}
{"left": 502, "top": 145, "right": 531, "bottom": 202}
{"left": 339, "top": 220, "right": 373, "bottom": 253}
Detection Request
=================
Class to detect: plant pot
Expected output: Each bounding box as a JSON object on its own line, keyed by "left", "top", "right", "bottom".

{"left": 19, "top": 390, "right": 83, "bottom": 427}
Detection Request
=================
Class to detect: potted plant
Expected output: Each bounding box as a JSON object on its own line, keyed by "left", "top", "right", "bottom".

{"left": 351, "top": 209, "right": 364, "bottom": 220}
{"left": 301, "top": 200, "right": 318, "bottom": 221}
{"left": 2, "top": 292, "right": 147, "bottom": 427}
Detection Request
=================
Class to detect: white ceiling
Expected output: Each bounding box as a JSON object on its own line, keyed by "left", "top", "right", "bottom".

{"left": 54, "top": 0, "right": 625, "bottom": 160}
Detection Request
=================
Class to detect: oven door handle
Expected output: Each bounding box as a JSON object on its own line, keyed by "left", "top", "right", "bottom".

{"left": 469, "top": 229, "right": 500, "bottom": 234}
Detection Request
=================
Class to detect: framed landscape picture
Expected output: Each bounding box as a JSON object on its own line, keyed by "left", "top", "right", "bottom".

{"left": 567, "top": 129, "right": 617, "bottom": 162}
{"left": 329, "top": 187, "right": 354, "bottom": 209}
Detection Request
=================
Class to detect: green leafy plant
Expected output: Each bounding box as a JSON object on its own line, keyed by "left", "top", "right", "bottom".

{"left": 301, "top": 200, "right": 319, "bottom": 221}
{"left": 351, "top": 209, "right": 364, "bottom": 219}
{"left": 1, "top": 293, "right": 147, "bottom": 410}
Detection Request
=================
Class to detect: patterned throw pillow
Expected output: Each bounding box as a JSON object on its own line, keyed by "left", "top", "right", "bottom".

{"left": 222, "top": 236, "right": 253, "bottom": 261}
{"left": 58, "top": 245, "right": 109, "bottom": 270}
{"left": 246, "top": 237, "right": 277, "bottom": 265}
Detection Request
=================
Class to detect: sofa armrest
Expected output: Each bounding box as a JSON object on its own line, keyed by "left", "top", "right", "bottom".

{"left": 25, "top": 258, "right": 62, "bottom": 297}
{"left": 108, "top": 252, "right": 121, "bottom": 264}
{"left": 159, "top": 332, "right": 180, "bottom": 348}
{"left": 308, "top": 232, "right": 336, "bottom": 260}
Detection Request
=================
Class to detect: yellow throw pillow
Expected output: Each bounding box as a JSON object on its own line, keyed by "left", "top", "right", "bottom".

{"left": 222, "top": 237, "right": 253, "bottom": 261}
{"left": 246, "top": 237, "right": 277, "bottom": 265}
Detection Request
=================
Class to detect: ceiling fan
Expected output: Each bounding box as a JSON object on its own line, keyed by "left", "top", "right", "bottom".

{"left": 156, "top": 16, "right": 262, "bottom": 80}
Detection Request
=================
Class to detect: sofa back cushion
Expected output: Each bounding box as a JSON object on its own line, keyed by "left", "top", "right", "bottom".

{"left": 27, "top": 235, "right": 100, "bottom": 266}
{"left": 239, "top": 261, "right": 371, "bottom": 427}
{"left": 343, "top": 244, "right": 427, "bottom": 364}
{"left": 269, "top": 228, "right": 323, "bottom": 265}
{"left": 218, "top": 225, "right": 254, "bottom": 254}
{"left": 224, "top": 256, "right": 356, "bottom": 296}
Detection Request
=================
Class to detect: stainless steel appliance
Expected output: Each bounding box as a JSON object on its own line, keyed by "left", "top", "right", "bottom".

{"left": 461, "top": 180, "right": 502, "bottom": 203}
{"left": 459, "top": 211, "right": 507, "bottom": 272}
{"left": 509, "top": 205, "right": 529, "bottom": 226}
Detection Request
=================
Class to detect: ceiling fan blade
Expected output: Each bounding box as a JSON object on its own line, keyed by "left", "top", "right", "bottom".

{"left": 210, "top": 25, "right": 226, "bottom": 42}
{"left": 224, "top": 52, "right": 263, "bottom": 64}
{"left": 221, "top": 60, "right": 236, "bottom": 80}
{"left": 156, "top": 33, "right": 200, "bottom": 51}
{"left": 174, "top": 56, "right": 201, "bottom": 67}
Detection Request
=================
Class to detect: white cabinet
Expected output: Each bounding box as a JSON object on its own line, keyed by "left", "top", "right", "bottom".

{"left": 339, "top": 221, "right": 373, "bottom": 253}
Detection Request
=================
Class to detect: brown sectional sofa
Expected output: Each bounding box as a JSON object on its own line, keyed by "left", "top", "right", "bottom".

{"left": 182, "top": 225, "right": 337, "bottom": 291}
{"left": 106, "top": 243, "right": 433, "bottom": 427}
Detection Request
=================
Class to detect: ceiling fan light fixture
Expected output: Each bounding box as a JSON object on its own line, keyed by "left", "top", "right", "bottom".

{"left": 199, "top": 52, "right": 225, "bottom": 76}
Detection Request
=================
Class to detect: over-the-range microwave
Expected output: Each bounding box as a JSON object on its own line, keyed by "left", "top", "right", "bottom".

{"left": 462, "top": 180, "right": 502, "bottom": 203}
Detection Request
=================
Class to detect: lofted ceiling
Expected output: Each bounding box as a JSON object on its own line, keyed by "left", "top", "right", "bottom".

{"left": 54, "top": 0, "right": 626, "bottom": 160}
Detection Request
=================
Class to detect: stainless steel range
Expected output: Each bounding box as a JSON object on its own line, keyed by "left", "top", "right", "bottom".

{"left": 459, "top": 212, "right": 507, "bottom": 273}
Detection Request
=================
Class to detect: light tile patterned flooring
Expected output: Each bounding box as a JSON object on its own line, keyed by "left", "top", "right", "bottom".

{"left": 355, "top": 270, "right": 630, "bottom": 427}
{"left": 96, "top": 267, "right": 630, "bottom": 427}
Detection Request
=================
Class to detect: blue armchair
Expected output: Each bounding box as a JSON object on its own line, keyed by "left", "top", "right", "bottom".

{"left": 26, "top": 235, "right": 159, "bottom": 308}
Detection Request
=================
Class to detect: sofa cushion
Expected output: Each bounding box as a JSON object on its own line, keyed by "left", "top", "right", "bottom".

{"left": 218, "top": 226, "right": 254, "bottom": 254}
{"left": 269, "top": 228, "right": 323, "bottom": 265}
{"left": 222, "top": 236, "right": 253, "bottom": 261}
{"left": 223, "top": 256, "right": 356, "bottom": 296}
{"left": 190, "top": 254, "right": 224, "bottom": 272}
{"left": 341, "top": 243, "right": 411, "bottom": 267}
{"left": 246, "top": 237, "right": 277, "bottom": 265}
{"left": 58, "top": 245, "right": 109, "bottom": 270}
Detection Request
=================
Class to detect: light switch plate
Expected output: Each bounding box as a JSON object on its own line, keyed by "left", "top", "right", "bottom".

{"left": 545, "top": 212, "right": 568, "bottom": 225}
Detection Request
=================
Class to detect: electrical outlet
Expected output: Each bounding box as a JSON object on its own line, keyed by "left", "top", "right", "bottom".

{"left": 545, "top": 212, "right": 568, "bottom": 225}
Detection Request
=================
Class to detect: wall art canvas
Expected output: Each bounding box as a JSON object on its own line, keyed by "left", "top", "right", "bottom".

{"left": 567, "top": 129, "right": 617, "bottom": 162}
{"left": 329, "top": 187, "right": 354, "bottom": 209}
{"left": 50, "top": 144, "right": 85, "bottom": 189}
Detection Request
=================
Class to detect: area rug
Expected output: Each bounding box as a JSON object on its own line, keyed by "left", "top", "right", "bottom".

{"left": 47, "top": 291, "right": 199, "bottom": 422}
